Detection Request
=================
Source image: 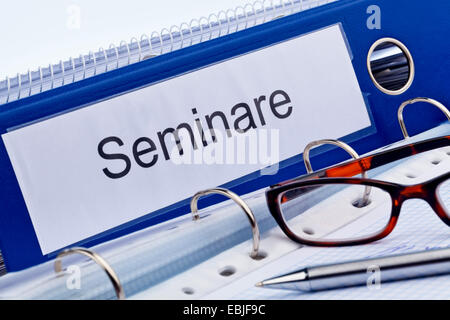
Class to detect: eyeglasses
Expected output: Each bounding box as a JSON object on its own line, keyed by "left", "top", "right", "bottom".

{"left": 266, "top": 135, "right": 450, "bottom": 246}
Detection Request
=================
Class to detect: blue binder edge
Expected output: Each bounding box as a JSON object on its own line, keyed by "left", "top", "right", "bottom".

{"left": 0, "top": 0, "right": 449, "bottom": 271}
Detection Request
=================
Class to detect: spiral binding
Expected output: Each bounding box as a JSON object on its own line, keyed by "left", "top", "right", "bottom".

{"left": 0, "top": 250, "right": 6, "bottom": 276}
{"left": 0, "top": 0, "right": 335, "bottom": 106}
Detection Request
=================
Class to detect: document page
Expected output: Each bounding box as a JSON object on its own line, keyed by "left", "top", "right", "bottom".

{"left": 204, "top": 149, "right": 450, "bottom": 299}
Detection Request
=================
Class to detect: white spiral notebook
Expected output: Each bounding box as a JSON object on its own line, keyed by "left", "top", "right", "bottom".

{"left": 0, "top": 0, "right": 334, "bottom": 105}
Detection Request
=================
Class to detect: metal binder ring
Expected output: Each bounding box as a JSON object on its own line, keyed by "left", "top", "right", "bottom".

{"left": 398, "top": 97, "right": 450, "bottom": 139}
{"left": 54, "top": 247, "right": 125, "bottom": 300}
{"left": 303, "top": 139, "right": 362, "bottom": 175}
{"left": 190, "top": 187, "right": 261, "bottom": 259}
{"left": 303, "top": 139, "right": 371, "bottom": 207}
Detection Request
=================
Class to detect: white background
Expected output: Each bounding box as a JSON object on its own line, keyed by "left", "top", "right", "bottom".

{"left": 0, "top": 0, "right": 251, "bottom": 79}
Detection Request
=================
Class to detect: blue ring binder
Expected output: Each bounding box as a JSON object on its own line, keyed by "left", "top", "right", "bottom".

{"left": 0, "top": 0, "right": 449, "bottom": 271}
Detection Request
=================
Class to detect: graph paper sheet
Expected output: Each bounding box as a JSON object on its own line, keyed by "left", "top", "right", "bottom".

{"left": 205, "top": 200, "right": 450, "bottom": 299}
{"left": 203, "top": 148, "right": 450, "bottom": 300}
{"left": 131, "top": 143, "right": 450, "bottom": 300}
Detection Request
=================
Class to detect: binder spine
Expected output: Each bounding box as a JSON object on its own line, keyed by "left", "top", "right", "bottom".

{"left": 0, "top": 0, "right": 334, "bottom": 106}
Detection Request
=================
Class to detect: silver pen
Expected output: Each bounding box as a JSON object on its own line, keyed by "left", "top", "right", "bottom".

{"left": 255, "top": 247, "right": 450, "bottom": 291}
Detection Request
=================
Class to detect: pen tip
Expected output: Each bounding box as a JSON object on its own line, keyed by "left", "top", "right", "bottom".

{"left": 255, "top": 281, "right": 264, "bottom": 287}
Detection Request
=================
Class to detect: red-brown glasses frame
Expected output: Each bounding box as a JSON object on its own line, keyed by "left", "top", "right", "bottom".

{"left": 266, "top": 135, "right": 450, "bottom": 246}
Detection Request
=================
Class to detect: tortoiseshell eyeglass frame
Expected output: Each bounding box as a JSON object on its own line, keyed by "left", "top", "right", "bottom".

{"left": 266, "top": 135, "right": 450, "bottom": 247}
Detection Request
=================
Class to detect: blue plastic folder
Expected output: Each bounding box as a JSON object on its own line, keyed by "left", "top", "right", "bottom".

{"left": 0, "top": 0, "right": 449, "bottom": 272}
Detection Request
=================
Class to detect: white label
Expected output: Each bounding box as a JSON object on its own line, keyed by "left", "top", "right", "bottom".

{"left": 2, "top": 25, "right": 371, "bottom": 254}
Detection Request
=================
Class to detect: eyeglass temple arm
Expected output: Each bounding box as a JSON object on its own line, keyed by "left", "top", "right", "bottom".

{"left": 278, "top": 136, "right": 450, "bottom": 187}
{"left": 322, "top": 136, "right": 450, "bottom": 178}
